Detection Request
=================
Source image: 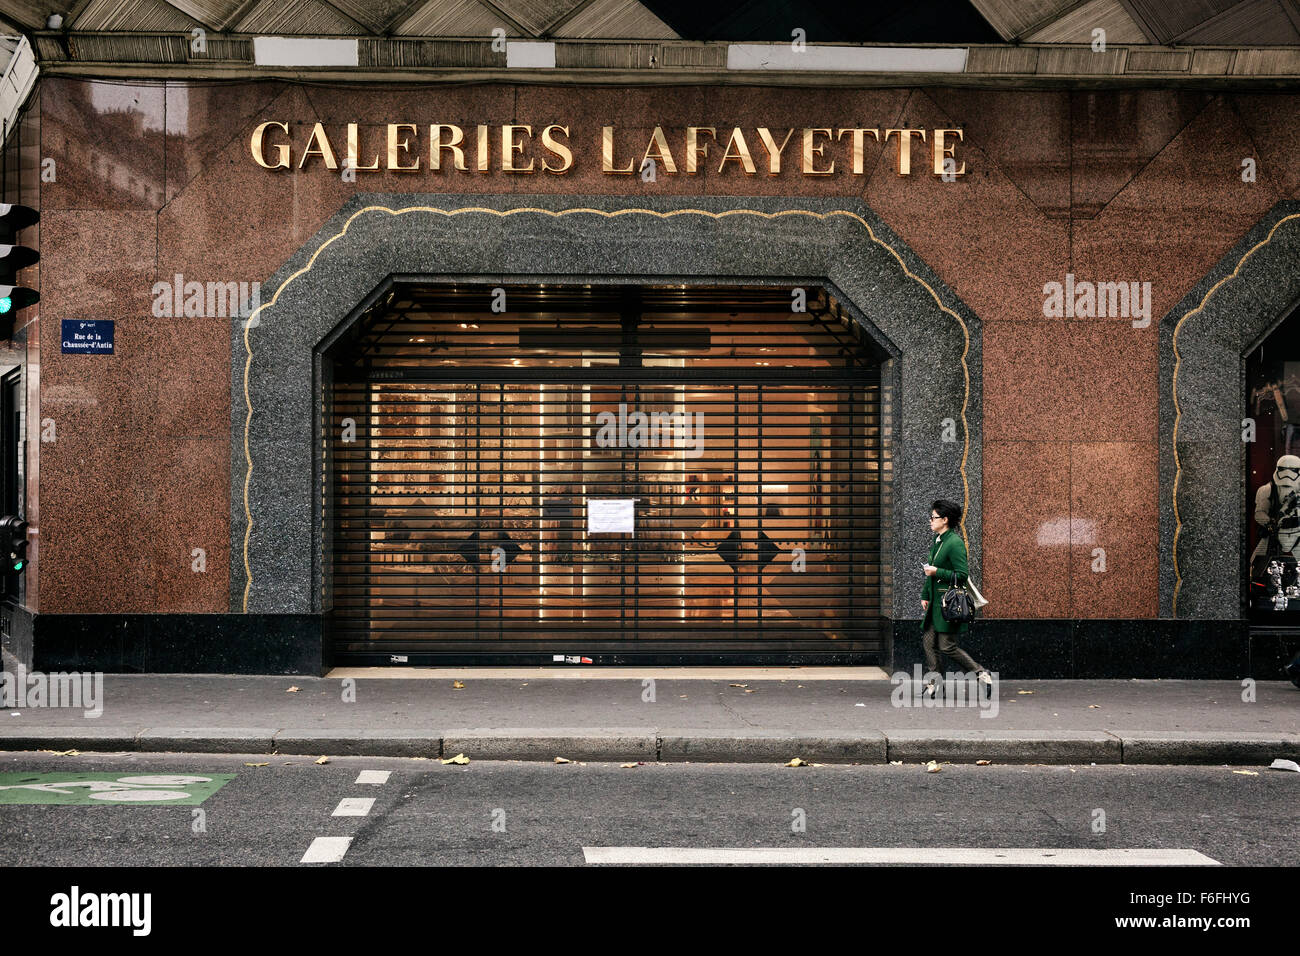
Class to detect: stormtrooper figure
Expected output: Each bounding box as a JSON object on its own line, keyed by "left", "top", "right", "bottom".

{"left": 1253, "top": 455, "right": 1300, "bottom": 586}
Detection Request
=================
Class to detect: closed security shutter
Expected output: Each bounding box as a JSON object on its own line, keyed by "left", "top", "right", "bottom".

{"left": 325, "top": 285, "right": 887, "bottom": 663}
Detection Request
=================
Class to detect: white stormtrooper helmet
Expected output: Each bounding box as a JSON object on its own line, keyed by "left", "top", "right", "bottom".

{"left": 1275, "top": 455, "right": 1300, "bottom": 496}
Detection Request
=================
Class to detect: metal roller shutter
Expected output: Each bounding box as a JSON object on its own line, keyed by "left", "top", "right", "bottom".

{"left": 324, "top": 284, "right": 888, "bottom": 663}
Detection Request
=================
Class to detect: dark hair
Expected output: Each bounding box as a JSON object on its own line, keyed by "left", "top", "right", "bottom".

{"left": 931, "top": 498, "right": 962, "bottom": 528}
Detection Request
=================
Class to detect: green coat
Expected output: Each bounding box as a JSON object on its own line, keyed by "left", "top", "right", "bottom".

{"left": 921, "top": 528, "right": 969, "bottom": 634}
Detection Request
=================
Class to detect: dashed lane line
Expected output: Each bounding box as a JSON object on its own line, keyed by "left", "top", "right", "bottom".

{"left": 333, "top": 797, "right": 375, "bottom": 817}
{"left": 301, "top": 837, "right": 353, "bottom": 864}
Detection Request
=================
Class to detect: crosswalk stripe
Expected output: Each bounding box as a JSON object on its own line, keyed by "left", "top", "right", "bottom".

{"left": 332, "top": 798, "right": 375, "bottom": 817}
{"left": 355, "top": 771, "right": 391, "bottom": 785}
{"left": 301, "top": 837, "right": 353, "bottom": 863}
{"left": 582, "top": 847, "right": 1220, "bottom": 866}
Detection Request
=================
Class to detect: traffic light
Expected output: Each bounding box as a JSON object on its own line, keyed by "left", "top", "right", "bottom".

{"left": 0, "top": 515, "right": 27, "bottom": 575}
{"left": 0, "top": 203, "right": 39, "bottom": 340}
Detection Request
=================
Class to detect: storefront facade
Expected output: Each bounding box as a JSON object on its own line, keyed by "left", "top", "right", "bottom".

{"left": 3, "top": 62, "right": 1300, "bottom": 676}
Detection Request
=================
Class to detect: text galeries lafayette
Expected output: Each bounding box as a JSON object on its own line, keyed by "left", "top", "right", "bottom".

{"left": 249, "top": 123, "right": 968, "bottom": 177}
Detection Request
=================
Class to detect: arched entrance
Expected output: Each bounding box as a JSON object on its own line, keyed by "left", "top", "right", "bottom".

{"left": 231, "top": 194, "right": 981, "bottom": 671}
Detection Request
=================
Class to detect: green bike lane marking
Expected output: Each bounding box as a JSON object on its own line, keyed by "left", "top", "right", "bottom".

{"left": 0, "top": 773, "right": 236, "bottom": 805}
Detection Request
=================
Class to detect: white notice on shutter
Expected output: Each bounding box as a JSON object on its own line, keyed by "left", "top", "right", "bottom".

{"left": 588, "top": 499, "right": 635, "bottom": 534}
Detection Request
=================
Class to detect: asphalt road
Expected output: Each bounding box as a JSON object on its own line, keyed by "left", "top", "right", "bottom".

{"left": 0, "top": 750, "right": 1295, "bottom": 867}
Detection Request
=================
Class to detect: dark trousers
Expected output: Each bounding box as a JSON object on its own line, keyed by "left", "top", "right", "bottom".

{"left": 922, "top": 624, "right": 981, "bottom": 674}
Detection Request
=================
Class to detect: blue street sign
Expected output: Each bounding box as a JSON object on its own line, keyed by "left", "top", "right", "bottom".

{"left": 61, "top": 319, "right": 114, "bottom": 354}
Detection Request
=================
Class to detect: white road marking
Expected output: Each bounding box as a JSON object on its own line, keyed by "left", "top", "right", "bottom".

{"left": 582, "top": 847, "right": 1221, "bottom": 866}
{"left": 333, "top": 797, "right": 375, "bottom": 817}
{"left": 301, "top": 837, "right": 353, "bottom": 863}
{"left": 355, "top": 771, "right": 391, "bottom": 785}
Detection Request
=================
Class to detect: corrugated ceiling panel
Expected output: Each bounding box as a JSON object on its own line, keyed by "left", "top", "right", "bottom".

{"left": 968, "top": 0, "right": 1078, "bottom": 39}
{"left": 554, "top": 40, "right": 660, "bottom": 66}
{"left": 1126, "top": 0, "right": 1241, "bottom": 40}
{"left": 1181, "top": 0, "right": 1300, "bottom": 43}
{"left": 233, "top": 0, "right": 367, "bottom": 35}
{"left": 395, "top": 0, "right": 519, "bottom": 37}
{"left": 1027, "top": 0, "right": 1149, "bottom": 43}
{"left": 162, "top": 0, "right": 244, "bottom": 28}
{"left": 75, "top": 0, "right": 201, "bottom": 31}
{"left": 553, "top": 0, "right": 678, "bottom": 39}
{"left": 68, "top": 33, "right": 189, "bottom": 60}
{"left": 359, "top": 37, "right": 504, "bottom": 66}
{"left": 492, "top": 0, "right": 579, "bottom": 35}
{"left": 328, "top": 0, "right": 417, "bottom": 33}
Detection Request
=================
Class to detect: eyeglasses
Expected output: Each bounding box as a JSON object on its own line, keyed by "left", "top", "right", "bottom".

{"left": 929, "top": 514, "right": 942, "bottom": 521}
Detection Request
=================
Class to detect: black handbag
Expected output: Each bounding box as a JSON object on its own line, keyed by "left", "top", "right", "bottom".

{"left": 940, "top": 573, "right": 975, "bottom": 624}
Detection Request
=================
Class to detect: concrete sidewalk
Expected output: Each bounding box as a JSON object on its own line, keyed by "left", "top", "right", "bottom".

{"left": 1, "top": 673, "right": 1298, "bottom": 764}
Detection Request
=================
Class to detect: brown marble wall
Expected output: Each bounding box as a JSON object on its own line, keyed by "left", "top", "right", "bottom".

{"left": 32, "top": 77, "right": 1300, "bottom": 619}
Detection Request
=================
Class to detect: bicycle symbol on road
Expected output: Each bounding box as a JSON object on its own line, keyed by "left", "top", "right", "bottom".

{"left": 0, "top": 774, "right": 214, "bottom": 801}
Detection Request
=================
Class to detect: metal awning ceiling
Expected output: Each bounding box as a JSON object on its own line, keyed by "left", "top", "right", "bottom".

{"left": 1, "top": 0, "right": 1296, "bottom": 43}
{"left": 0, "top": 1, "right": 1297, "bottom": 83}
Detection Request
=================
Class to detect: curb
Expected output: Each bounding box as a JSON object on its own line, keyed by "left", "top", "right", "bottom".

{"left": 659, "top": 731, "right": 887, "bottom": 763}
{"left": 885, "top": 730, "right": 1122, "bottom": 764}
{"left": 1117, "top": 731, "right": 1300, "bottom": 764}
{"left": 442, "top": 729, "right": 658, "bottom": 762}
{"left": 1, "top": 728, "right": 1298, "bottom": 765}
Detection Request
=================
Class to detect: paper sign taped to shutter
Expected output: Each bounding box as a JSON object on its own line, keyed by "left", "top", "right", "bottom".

{"left": 588, "top": 499, "right": 635, "bottom": 534}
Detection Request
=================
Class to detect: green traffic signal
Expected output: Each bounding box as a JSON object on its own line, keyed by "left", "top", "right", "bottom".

{"left": 0, "top": 296, "right": 11, "bottom": 314}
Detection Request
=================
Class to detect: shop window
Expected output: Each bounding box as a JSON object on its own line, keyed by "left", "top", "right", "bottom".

{"left": 1247, "top": 304, "right": 1300, "bottom": 623}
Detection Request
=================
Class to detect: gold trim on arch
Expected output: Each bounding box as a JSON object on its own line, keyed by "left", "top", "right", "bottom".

{"left": 1171, "top": 212, "right": 1300, "bottom": 617}
{"left": 238, "top": 205, "right": 972, "bottom": 612}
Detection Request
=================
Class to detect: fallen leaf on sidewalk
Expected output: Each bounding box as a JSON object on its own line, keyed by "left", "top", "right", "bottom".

{"left": 889, "top": 760, "right": 903, "bottom": 765}
{"left": 785, "top": 757, "right": 808, "bottom": 767}
{"left": 619, "top": 762, "right": 642, "bottom": 768}
{"left": 976, "top": 759, "right": 991, "bottom": 766}
{"left": 1268, "top": 759, "right": 1300, "bottom": 772}
{"left": 744, "top": 689, "right": 754, "bottom": 693}
{"left": 286, "top": 686, "right": 300, "bottom": 693}
{"left": 314, "top": 756, "right": 330, "bottom": 765}
{"left": 1017, "top": 690, "right": 1034, "bottom": 695}
{"left": 729, "top": 683, "right": 747, "bottom": 687}
{"left": 43, "top": 749, "right": 79, "bottom": 756}
{"left": 1232, "top": 770, "right": 1258, "bottom": 776}
{"left": 679, "top": 695, "right": 688, "bottom": 699}
{"left": 452, "top": 680, "right": 465, "bottom": 689}
{"left": 441, "top": 753, "right": 469, "bottom": 765}
{"left": 925, "top": 760, "right": 942, "bottom": 773}
{"left": 554, "top": 756, "right": 572, "bottom": 764}
{"left": 244, "top": 762, "right": 269, "bottom": 767}
{"left": 1088, "top": 704, "right": 1100, "bottom": 709}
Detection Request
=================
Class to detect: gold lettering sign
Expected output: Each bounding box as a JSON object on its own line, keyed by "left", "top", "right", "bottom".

{"left": 249, "top": 123, "right": 967, "bottom": 178}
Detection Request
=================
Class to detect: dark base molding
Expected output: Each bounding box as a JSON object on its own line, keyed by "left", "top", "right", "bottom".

{"left": 338, "top": 650, "right": 881, "bottom": 667}
{"left": 30, "top": 614, "right": 324, "bottom": 676}
{"left": 891, "top": 618, "right": 1297, "bottom": 679}
{"left": 10, "top": 612, "right": 1299, "bottom": 679}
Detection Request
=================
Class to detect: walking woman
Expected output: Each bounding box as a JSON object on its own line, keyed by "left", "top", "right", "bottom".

{"left": 920, "top": 498, "right": 992, "bottom": 698}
